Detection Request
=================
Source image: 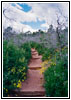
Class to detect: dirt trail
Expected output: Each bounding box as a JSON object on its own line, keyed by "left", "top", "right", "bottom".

{"left": 13, "top": 48, "right": 45, "bottom": 97}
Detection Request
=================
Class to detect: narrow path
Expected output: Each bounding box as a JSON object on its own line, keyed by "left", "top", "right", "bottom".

{"left": 13, "top": 48, "right": 45, "bottom": 97}
{"left": 29, "top": 48, "right": 42, "bottom": 69}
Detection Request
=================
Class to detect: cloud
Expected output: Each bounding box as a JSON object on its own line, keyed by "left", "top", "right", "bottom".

{"left": 3, "top": 16, "right": 37, "bottom": 33}
{"left": 28, "top": 3, "right": 68, "bottom": 27}
{"left": 41, "top": 23, "right": 49, "bottom": 29}
{"left": 3, "top": 3, "right": 37, "bottom": 23}
{"left": 3, "top": 3, "right": 38, "bottom": 33}
{"left": 13, "top": 3, "right": 23, "bottom": 10}
{"left": 3, "top": 2, "right": 68, "bottom": 33}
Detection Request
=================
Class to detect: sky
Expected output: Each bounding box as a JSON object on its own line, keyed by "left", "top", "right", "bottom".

{"left": 3, "top": 2, "right": 69, "bottom": 33}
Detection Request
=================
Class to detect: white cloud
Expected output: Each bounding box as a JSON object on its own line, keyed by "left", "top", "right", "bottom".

{"left": 3, "top": 3, "right": 37, "bottom": 23}
{"left": 3, "top": 17, "right": 37, "bottom": 33}
{"left": 3, "top": 3, "right": 37, "bottom": 33}
{"left": 3, "top": 2, "right": 68, "bottom": 33}
{"left": 14, "top": 3, "right": 23, "bottom": 10}
{"left": 28, "top": 3, "right": 68, "bottom": 27}
{"left": 41, "top": 23, "right": 49, "bottom": 29}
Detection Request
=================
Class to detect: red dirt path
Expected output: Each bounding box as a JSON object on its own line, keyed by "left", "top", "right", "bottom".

{"left": 13, "top": 48, "right": 45, "bottom": 97}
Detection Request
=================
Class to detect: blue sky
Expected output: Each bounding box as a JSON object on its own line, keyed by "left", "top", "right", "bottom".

{"left": 17, "top": 3, "right": 32, "bottom": 12}
{"left": 12, "top": 3, "right": 32, "bottom": 12}
{"left": 3, "top": 2, "right": 68, "bottom": 33}
{"left": 11, "top": 3, "right": 47, "bottom": 30}
{"left": 21, "top": 20, "right": 46, "bottom": 30}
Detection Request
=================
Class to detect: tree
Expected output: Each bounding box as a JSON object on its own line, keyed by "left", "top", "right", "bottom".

{"left": 3, "top": 8, "right": 16, "bottom": 22}
{"left": 4, "top": 27, "right": 12, "bottom": 33}
{"left": 56, "top": 7, "right": 68, "bottom": 49}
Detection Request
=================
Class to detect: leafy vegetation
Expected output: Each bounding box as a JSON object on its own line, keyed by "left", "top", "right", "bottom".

{"left": 44, "top": 47, "right": 68, "bottom": 97}
{"left": 3, "top": 36, "right": 68, "bottom": 97}
{"left": 29, "top": 41, "right": 68, "bottom": 97}
{"left": 29, "top": 41, "right": 55, "bottom": 61}
{"left": 21, "top": 42, "right": 31, "bottom": 63}
{"left": 3, "top": 40, "right": 31, "bottom": 97}
{"left": 30, "top": 41, "right": 44, "bottom": 55}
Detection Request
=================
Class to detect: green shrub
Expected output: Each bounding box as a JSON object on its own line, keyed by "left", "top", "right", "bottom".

{"left": 42, "top": 48, "right": 50, "bottom": 61}
{"left": 42, "top": 48, "right": 55, "bottom": 61}
{"left": 30, "top": 41, "right": 44, "bottom": 55}
{"left": 21, "top": 42, "right": 31, "bottom": 63}
{"left": 44, "top": 47, "right": 68, "bottom": 97}
{"left": 29, "top": 42, "right": 55, "bottom": 61}
{"left": 3, "top": 41, "right": 31, "bottom": 97}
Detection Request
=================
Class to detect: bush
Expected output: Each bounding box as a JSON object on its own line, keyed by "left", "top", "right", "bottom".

{"left": 44, "top": 47, "right": 68, "bottom": 97}
{"left": 42, "top": 48, "right": 55, "bottom": 61}
{"left": 3, "top": 40, "right": 31, "bottom": 97}
{"left": 21, "top": 42, "right": 31, "bottom": 63}
{"left": 29, "top": 42, "right": 55, "bottom": 61}
{"left": 30, "top": 41, "right": 44, "bottom": 55}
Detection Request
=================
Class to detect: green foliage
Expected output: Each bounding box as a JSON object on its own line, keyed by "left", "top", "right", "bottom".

{"left": 29, "top": 41, "right": 55, "bottom": 61}
{"left": 21, "top": 42, "right": 31, "bottom": 63}
{"left": 42, "top": 48, "right": 55, "bottom": 61}
{"left": 30, "top": 41, "right": 44, "bottom": 55}
{"left": 44, "top": 47, "right": 68, "bottom": 97}
{"left": 3, "top": 39, "right": 68, "bottom": 97}
{"left": 3, "top": 40, "right": 31, "bottom": 97}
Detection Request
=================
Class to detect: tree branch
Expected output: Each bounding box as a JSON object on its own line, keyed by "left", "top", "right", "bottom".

{"left": 3, "top": 9, "right": 16, "bottom": 22}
